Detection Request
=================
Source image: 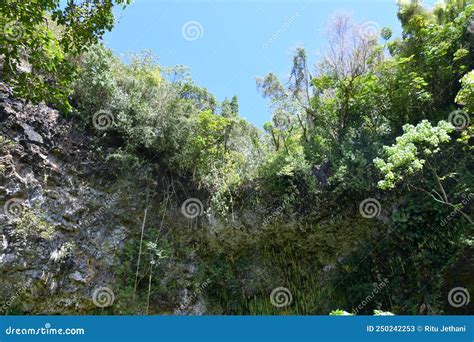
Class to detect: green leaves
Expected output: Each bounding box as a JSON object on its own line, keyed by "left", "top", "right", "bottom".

{"left": 374, "top": 120, "right": 454, "bottom": 189}
{"left": 456, "top": 70, "right": 474, "bottom": 113}
{"left": 0, "top": 0, "right": 130, "bottom": 110}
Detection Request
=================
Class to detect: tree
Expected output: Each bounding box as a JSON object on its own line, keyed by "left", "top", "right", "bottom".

{"left": 0, "top": 0, "right": 130, "bottom": 110}
{"left": 374, "top": 120, "right": 472, "bottom": 224}
{"left": 315, "top": 13, "right": 381, "bottom": 142}
{"left": 230, "top": 95, "right": 239, "bottom": 117}
{"left": 220, "top": 98, "right": 232, "bottom": 118}
{"left": 456, "top": 70, "right": 474, "bottom": 114}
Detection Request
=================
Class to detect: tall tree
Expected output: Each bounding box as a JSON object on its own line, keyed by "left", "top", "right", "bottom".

{"left": 0, "top": 0, "right": 130, "bottom": 110}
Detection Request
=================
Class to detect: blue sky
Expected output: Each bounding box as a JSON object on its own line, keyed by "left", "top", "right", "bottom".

{"left": 104, "top": 0, "right": 437, "bottom": 127}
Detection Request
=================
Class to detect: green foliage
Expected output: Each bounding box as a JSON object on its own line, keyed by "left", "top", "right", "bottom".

{"left": 329, "top": 309, "right": 353, "bottom": 316}
{"left": 3, "top": 0, "right": 471, "bottom": 316}
{"left": 329, "top": 309, "right": 394, "bottom": 315}
{"left": 0, "top": 0, "right": 130, "bottom": 110}
{"left": 334, "top": 192, "right": 470, "bottom": 314}
{"left": 456, "top": 70, "right": 474, "bottom": 113}
{"left": 243, "top": 0, "right": 473, "bottom": 315}
{"left": 392, "top": 1, "right": 474, "bottom": 108}
{"left": 74, "top": 45, "right": 197, "bottom": 160}
{"left": 73, "top": 44, "right": 263, "bottom": 217}
{"left": 380, "top": 27, "right": 393, "bottom": 41}
{"left": 374, "top": 120, "right": 455, "bottom": 189}
{"left": 68, "top": 0, "right": 472, "bottom": 316}
{"left": 15, "top": 209, "right": 55, "bottom": 240}
{"left": 187, "top": 110, "right": 231, "bottom": 174}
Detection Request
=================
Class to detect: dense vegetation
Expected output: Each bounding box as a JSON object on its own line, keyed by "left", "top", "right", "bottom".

{"left": 1, "top": 0, "right": 473, "bottom": 315}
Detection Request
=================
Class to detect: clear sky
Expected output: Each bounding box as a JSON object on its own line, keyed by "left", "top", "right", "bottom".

{"left": 104, "top": 0, "right": 437, "bottom": 127}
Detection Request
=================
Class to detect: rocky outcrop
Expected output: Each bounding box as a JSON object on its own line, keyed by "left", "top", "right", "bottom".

{"left": 0, "top": 82, "right": 198, "bottom": 314}
{"left": 0, "top": 82, "right": 113, "bottom": 312}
